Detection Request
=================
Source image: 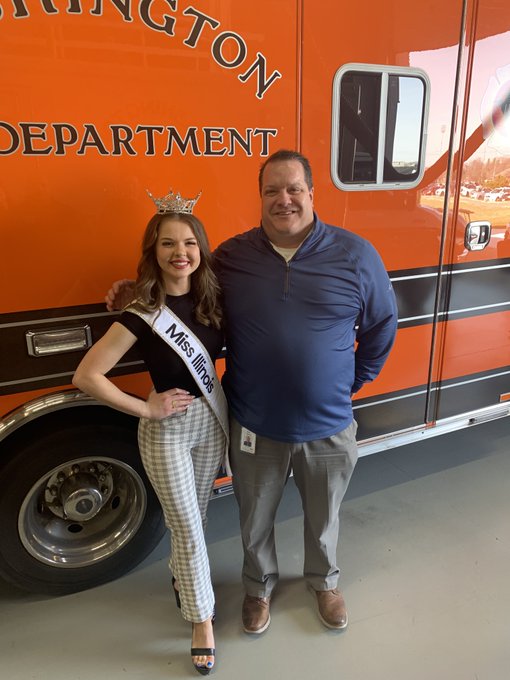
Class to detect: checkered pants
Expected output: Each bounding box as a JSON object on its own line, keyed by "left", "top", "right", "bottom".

{"left": 138, "top": 397, "right": 225, "bottom": 622}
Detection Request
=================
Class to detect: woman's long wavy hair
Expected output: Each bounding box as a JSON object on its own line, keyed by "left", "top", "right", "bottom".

{"left": 131, "top": 212, "right": 222, "bottom": 329}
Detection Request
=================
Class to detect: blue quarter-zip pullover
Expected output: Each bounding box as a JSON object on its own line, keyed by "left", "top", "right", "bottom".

{"left": 214, "top": 215, "right": 398, "bottom": 442}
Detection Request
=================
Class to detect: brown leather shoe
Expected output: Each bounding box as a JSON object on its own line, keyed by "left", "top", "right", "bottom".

{"left": 242, "top": 594, "right": 271, "bottom": 634}
{"left": 312, "top": 588, "right": 348, "bottom": 630}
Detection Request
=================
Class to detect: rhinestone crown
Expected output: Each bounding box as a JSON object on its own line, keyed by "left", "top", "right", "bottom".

{"left": 147, "top": 188, "right": 201, "bottom": 215}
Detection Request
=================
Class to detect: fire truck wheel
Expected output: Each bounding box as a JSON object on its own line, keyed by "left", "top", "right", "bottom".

{"left": 0, "top": 423, "right": 165, "bottom": 595}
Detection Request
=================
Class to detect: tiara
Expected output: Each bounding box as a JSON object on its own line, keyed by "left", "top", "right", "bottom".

{"left": 146, "top": 188, "right": 202, "bottom": 215}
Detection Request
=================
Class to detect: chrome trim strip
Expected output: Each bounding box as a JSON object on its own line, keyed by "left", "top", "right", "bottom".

{"left": 353, "top": 368, "right": 510, "bottom": 410}
{"left": 399, "top": 300, "right": 510, "bottom": 323}
{"left": 448, "top": 263, "right": 510, "bottom": 275}
{"left": 390, "top": 262, "right": 510, "bottom": 282}
{"left": 353, "top": 390, "right": 427, "bottom": 410}
{"left": 391, "top": 272, "right": 437, "bottom": 281}
{"left": 0, "top": 390, "right": 98, "bottom": 442}
{"left": 358, "top": 403, "right": 510, "bottom": 457}
{"left": 438, "top": 368, "right": 510, "bottom": 389}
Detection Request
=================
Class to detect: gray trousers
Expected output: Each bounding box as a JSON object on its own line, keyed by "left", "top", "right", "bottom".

{"left": 230, "top": 417, "right": 358, "bottom": 597}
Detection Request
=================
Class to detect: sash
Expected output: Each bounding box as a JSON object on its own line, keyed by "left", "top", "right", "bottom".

{"left": 127, "top": 304, "right": 229, "bottom": 447}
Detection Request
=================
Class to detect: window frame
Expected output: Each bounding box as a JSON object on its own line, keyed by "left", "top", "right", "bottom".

{"left": 331, "top": 63, "right": 430, "bottom": 191}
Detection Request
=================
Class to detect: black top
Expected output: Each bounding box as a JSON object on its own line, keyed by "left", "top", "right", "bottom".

{"left": 118, "top": 293, "right": 223, "bottom": 396}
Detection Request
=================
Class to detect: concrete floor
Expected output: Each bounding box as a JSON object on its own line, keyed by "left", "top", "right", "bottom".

{"left": 1, "top": 417, "right": 509, "bottom": 680}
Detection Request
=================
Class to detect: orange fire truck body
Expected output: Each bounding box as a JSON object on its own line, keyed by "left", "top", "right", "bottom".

{"left": 1, "top": 0, "right": 509, "bottom": 593}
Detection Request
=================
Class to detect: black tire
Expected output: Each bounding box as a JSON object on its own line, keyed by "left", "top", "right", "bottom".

{"left": 0, "top": 422, "right": 165, "bottom": 595}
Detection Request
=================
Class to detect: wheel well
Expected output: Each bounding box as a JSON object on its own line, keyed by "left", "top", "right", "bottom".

{"left": 0, "top": 405, "right": 139, "bottom": 466}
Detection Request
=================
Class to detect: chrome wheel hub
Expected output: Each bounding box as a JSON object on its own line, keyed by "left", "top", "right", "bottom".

{"left": 19, "top": 456, "right": 147, "bottom": 568}
{"left": 44, "top": 462, "right": 113, "bottom": 522}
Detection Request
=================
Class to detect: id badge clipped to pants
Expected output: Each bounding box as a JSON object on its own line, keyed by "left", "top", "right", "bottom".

{"left": 240, "top": 427, "right": 256, "bottom": 454}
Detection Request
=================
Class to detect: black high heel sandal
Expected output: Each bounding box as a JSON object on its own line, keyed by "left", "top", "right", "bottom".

{"left": 190, "top": 646, "right": 215, "bottom": 676}
{"left": 191, "top": 619, "right": 216, "bottom": 676}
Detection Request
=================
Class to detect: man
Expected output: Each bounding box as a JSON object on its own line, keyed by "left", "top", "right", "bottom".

{"left": 107, "top": 149, "right": 398, "bottom": 634}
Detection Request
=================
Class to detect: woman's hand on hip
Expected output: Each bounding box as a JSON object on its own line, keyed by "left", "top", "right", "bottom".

{"left": 145, "top": 388, "right": 194, "bottom": 419}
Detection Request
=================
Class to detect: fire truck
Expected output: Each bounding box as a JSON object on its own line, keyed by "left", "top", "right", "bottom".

{"left": 1, "top": 0, "right": 509, "bottom": 594}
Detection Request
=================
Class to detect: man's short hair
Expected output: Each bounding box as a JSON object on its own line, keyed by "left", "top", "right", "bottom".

{"left": 258, "top": 149, "right": 314, "bottom": 194}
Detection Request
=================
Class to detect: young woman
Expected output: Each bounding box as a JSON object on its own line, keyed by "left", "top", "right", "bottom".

{"left": 73, "top": 195, "right": 227, "bottom": 675}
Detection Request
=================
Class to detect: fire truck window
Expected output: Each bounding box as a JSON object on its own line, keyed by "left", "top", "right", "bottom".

{"left": 333, "top": 65, "right": 429, "bottom": 190}
{"left": 338, "top": 72, "right": 381, "bottom": 183}
{"left": 383, "top": 75, "right": 425, "bottom": 182}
